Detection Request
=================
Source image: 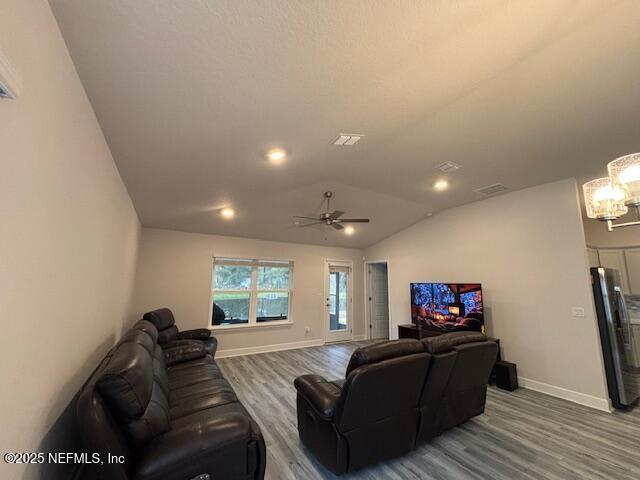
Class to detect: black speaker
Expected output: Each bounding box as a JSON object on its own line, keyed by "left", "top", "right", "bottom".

{"left": 495, "top": 361, "right": 518, "bottom": 391}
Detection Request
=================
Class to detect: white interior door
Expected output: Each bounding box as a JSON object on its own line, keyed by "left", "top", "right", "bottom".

{"left": 368, "top": 263, "right": 390, "bottom": 339}
{"left": 325, "top": 261, "right": 353, "bottom": 343}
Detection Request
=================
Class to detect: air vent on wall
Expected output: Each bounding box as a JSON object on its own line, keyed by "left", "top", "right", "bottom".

{"left": 475, "top": 183, "right": 510, "bottom": 196}
{"left": 436, "top": 161, "right": 462, "bottom": 173}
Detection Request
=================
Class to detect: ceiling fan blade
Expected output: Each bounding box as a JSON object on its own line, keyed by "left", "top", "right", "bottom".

{"left": 297, "top": 221, "right": 324, "bottom": 228}
{"left": 293, "top": 215, "right": 320, "bottom": 221}
{"left": 328, "top": 210, "right": 345, "bottom": 220}
{"left": 336, "top": 218, "right": 370, "bottom": 223}
{"left": 331, "top": 223, "right": 344, "bottom": 230}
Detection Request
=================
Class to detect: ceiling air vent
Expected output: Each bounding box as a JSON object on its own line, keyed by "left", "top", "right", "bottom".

{"left": 437, "top": 161, "right": 461, "bottom": 173}
{"left": 475, "top": 183, "right": 510, "bottom": 196}
{"left": 332, "top": 133, "right": 364, "bottom": 146}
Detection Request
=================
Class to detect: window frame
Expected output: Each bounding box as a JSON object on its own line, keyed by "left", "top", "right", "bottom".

{"left": 210, "top": 257, "right": 294, "bottom": 330}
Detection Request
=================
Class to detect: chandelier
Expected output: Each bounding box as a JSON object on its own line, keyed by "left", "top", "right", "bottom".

{"left": 583, "top": 153, "right": 640, "bottom": 231}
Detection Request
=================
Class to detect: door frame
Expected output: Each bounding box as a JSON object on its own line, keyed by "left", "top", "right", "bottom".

{"left": 323, "top": 259, "right": 354, "bottom": 343}
{"left": 364, "top": 259, "right": 393, "bottom": 340}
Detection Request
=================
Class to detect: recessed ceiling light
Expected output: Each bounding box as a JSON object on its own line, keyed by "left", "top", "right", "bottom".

{"left": 433, "top": 179, "right": 450, "bottom": 191}
{"left": 267, "top": 148, "right": 287, "bottom": 165}
{"left": 220, "top": 207, "right": 236, "bottom": 219}
{"left": 344, "top": 226, "right": 355, "bottom": 235}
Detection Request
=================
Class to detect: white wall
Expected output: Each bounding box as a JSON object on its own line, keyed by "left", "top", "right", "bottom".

{"left": 365, "top": 179, "right": 610, "bottom": 410}
{"left": 583, "top": 217, "right": 640, "bottom": 248}
{"left": 131, "top": 228, "right": 365, "bottom": 355}
{"left": 0, "top": 2, "right": 140, "bottom": 479}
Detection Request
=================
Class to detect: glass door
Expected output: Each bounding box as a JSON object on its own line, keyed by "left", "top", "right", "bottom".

{"left": 325, "top": 261, "right": 353, "bottom": 343}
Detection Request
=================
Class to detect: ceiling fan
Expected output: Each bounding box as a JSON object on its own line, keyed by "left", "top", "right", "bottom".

{"left": 294, "top": 191, "right": 370, "bottom": 230}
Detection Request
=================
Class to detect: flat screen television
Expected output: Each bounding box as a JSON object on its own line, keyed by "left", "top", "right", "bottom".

{"left": 410, "top": 283, "right": 484, "bottom": 334}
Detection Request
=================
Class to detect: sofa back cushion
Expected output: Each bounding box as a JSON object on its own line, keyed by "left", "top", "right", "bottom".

{"left": 77, "top": 352, "right": 131, "bottom": 480}
{"left": 96, "top": 337, "right": 170, "bottom": 448}
{"left": 345, "top": 339, "right": 424, "bottom": 377}
{"left": 143, "top": 308, "right": 178, "bottom": 344}
{"left": 336, "top": 343, "right": 430, "bottom": 432}
{"left": 119, "top": 327, "right": 156, "bottom": 356}
{"left": 422, "top": 331, "right": 486, "bottom": 354}
{"left": 418, "top": 333, "right": 498, "bottom": 441}
{"left": 334, "top": 348, "right": 431, "bottom": 471}
{"left": 132, "top": 319, "right": 159, "bottom": 345}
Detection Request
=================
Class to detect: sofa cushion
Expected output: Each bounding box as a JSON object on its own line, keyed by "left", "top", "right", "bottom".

{"left": 168, "top": 364, "right": 225, "bottom": 390}
{"left": 163, "top": 341, "right": 206, "bottom": 366}
{"left": 126, "top": 381, "right": 171, "bottom": 449}
{"left": 170, "top": 387, "right": 238, "bottom": 419}
{"left": 153, "top": 345, "right": 169, "bottom": 397}
{"left": 143, "top": 308, "right": 176, "bottom": 332}
{"left": 97, "top": 342, "right": 155, "bottom": 419}
{"left": 132, "top": 319, "right": 159, "bottom": 345}
{"left": 133, "top": 412, "right": 252, "bottom": 480}
{"left": 345, "top": 339, "right": 423, "bottom": 377}
{"left": 96, "top": 341, "right": 171, "bottom": 448}
{"left": 119, "top": 328, "right": 156, "bottom": 356}
{"left": 166, "top": 355, "right": 217, "bottom": 371}
{"left": 157, "top": 325, "right": 179, "bottom": 344}
{"left": 422, "top": 331, "right": 487, "bottom": 354}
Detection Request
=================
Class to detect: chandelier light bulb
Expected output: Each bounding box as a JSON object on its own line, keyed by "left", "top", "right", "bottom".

{"left": 582, "top": 177, "right": 628, "bottom": 221}
{"left": 608, "top": 153, "right": 640, "bottom": 207}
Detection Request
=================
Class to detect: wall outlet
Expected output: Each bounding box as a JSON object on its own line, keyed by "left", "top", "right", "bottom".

{"left": 305, "top": 326, "right": 311, "bottom": 334}
{"left": 571, "top": 307, "right": 586, "bottom": 318}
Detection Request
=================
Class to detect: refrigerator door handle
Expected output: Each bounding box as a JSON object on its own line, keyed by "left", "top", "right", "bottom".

{"left": 615, "top": 288, "right": 632, "bottom": 349}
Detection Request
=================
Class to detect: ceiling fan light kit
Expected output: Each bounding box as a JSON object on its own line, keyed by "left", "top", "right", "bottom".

{"left": 583, "top": 153, "right": 640, "bottom": 231}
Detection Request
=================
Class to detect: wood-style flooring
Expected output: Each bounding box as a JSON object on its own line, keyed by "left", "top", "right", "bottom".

{"left": 217, "top": 341, "right": 640, "bottom": 480}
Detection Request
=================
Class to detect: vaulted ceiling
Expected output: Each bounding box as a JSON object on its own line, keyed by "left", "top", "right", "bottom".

{"left": 50, "top": 0, "right": 640, "bottom": 247}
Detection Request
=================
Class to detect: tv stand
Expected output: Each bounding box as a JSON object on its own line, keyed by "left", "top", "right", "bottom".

{"left": 398, "top": 324, "right": 443, "bottom": 340}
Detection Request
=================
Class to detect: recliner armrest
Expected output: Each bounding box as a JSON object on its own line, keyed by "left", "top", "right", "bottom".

{"left": 162, "top": 341, "right": 207, "bottom": 366}
{"left": 133, "top": 413, "right": 252, "bottom": 480}
{"left": 294, "top": 374, "right": 342, "bottom": 421}
{"left": 176, "top": 328, "right": 212, "bottom": 341}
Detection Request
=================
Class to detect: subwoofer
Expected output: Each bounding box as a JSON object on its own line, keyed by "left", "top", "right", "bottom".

{"left": 495, "top": 361, "right": 518, "bottom": 391}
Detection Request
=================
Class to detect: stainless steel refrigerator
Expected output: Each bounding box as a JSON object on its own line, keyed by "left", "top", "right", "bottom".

{"left": 590, "top": 267, "right": 640, "bottom": 409}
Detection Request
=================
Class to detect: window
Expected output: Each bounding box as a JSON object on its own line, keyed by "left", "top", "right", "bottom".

{"left": 212, "top": 258, "right": 293, "bottom": 327}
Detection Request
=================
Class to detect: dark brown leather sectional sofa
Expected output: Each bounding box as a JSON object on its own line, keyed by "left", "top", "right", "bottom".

{"left": 294, "top": 332, "right": 498, "bottom": 474}
{"left": 76, "top": 315, "right": 265, "bottom": 480}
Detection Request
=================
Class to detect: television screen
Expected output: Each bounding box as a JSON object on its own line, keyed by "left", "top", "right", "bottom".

{"left": 410, "top": 283, "right": 484, "bottom": 334}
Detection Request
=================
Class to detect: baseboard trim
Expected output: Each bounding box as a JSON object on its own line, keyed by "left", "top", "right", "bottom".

{"left": 519, "top": 377, "right": 612, "bottom": 413}
{"left": 216, "top": 339, "right": 325, "bottom": 358}
{"left": 353, "top": 334, "right": 366, "bottom": 341}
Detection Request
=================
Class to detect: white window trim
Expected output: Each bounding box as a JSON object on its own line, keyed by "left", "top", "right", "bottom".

{"left": 210, "top": 257, "right": 294, "bottom": 330}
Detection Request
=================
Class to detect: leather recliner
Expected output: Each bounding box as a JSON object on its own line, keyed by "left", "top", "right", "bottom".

{"left": 144, "top": 307, "right": 218, "bottom": 356}
{"left": 418, "top": 332, "right": 498, "bottom": 442}
{"left": 295, "top": 340, "right": 431, "bottom": 475}
{"left": 294, "top": 333, "right": 498, "bottom": 474}
{"left": 76, "top": 319, "right": 265, "bottom": 480}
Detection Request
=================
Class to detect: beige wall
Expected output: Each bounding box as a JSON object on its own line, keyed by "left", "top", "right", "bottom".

{"left": 365, "top": 179, "right": 610, "bottom": 407}
{"left": 583, "top": 216, "right": 640, "bottom": 248}
{"left": 0, "top": 2, "right": 140, "bottom": 479}
{"left": 131, "top": 228, "right": 365, "bottom": 354}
